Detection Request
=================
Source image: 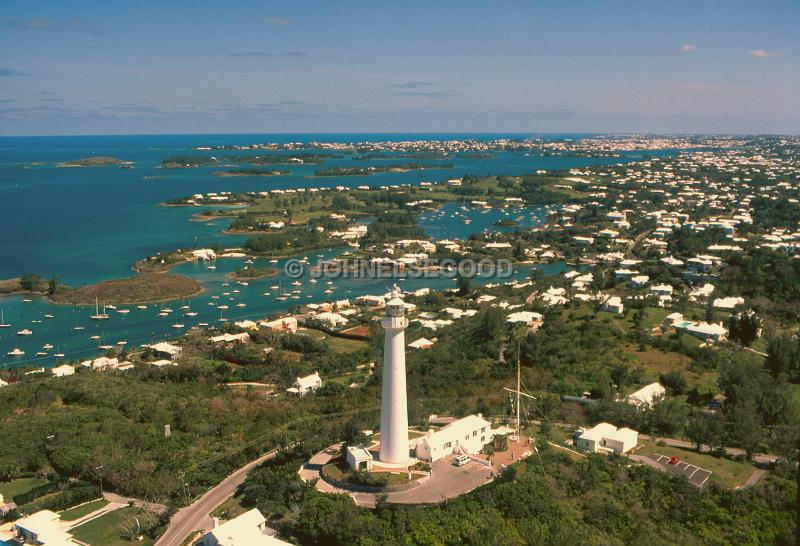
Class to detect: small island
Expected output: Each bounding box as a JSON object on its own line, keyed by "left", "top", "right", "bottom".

{"left": 313, "top": 163, "right": 454, "bottom": 177}
{"left": 213, "top": 168, "right": 290, "bottom": 177}
{"left": 229, "top": 266, "right": 279, "bottom": 280}
{"left": 50, "top": 273, "right": 202, "bottom": 305}
{"left": 57, "top": 156, "right": 132, "bottom": 168}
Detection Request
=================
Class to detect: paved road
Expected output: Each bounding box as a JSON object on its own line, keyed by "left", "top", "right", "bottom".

{"left": 299, "top": 445, "right": 493, "bottom": 508}
{"left": 154, "top": 449, "right": 280, "bottom": 546}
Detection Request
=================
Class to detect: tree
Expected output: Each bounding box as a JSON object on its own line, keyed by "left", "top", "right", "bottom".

{"left": 728, "top": 398, "right": 763, "bottom": 460}
{"left": 765, "top": 334, "right": 799, "bottom": 381}
{"left": 659, "top": 371, "right": 687, "bottom": 395}
{"left": 456, "top": 274, "right": 472, "bottom": 296}
{"left": 727, "top": 311, "right": 762, "bottom": 347}
{"left": 47, "top": 276, "right": 59, "bottom": 296}
{"left": 19, "top": 272, "right": 41, "bottom": 291}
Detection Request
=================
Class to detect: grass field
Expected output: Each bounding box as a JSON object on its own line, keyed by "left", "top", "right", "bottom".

{"left": 59, "top": 499, "right": 109, "bottom": 521}
{"left": 71, "top": 506, "right": 153, "bottom": 546}
{"left": 636, "top": 439, "right": 755, "bottom": 489}
{"left": 211, "top": 495, "right": 249, "bottom": 520}
{"left": 0, "top": 477, "right": 48, "bottom": 500}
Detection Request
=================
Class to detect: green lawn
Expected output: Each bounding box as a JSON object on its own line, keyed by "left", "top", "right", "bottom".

{"left": 211, "top": 495, "right": 248, "bottom": 520}
{"left": 636, "top": 439, "right": 756, "bottom": 489}
{"left": 59, "top": 499, "right": 108, "bottom": 521}
{"left": 326, "top": 336, "right": 369, "bottom": 353}
{"left": 0, "top": 477, "right": 48, "bottom": 501}
{"left": 71, "top": 507, "right": 154, "bottom": 546}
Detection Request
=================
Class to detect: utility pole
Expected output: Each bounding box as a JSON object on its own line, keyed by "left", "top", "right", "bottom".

{"left": 179, "top": 472, "right": 189, "bottom": 506}
{"left": 796, "top": 431, "right": 799, "bottom": 546}
{"left": 516, "top": 341, "right": 521, "bottom": 441}
{"left": 92, "top": 465, "right": 104, "bottom": 496}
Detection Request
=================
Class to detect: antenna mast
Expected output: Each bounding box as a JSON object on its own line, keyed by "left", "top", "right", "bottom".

{"left": 516, "top": 340, "right": 521, "bottom": 440}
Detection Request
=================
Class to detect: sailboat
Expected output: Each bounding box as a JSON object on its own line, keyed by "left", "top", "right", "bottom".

{"left": 90, "top": 298, "right": 109, "bottom": 320}
{"left": 0, "top": 309, "right": 9, "bottom": 328}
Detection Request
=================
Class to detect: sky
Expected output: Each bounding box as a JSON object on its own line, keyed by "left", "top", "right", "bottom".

{"left": 0, "top": 0, "right": 798, "bottom": 135}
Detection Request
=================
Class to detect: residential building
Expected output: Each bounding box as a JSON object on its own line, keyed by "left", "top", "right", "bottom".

{"left": 288, "top": 372, "right": 322, "bottom": 397}
{"left": 260, "top": 316, "right": 298, "bottom": 334}
{"left": 574, "top": 423, "right": 638, "bottom": 454}
{"left": 414, "top": 414, "right": 495, "bottom": 462}
{"left": 200, "top": 508, "right": 290, "bottom": 546}
{"left": 626, "top": 383, "right": 666, "bottom": 407}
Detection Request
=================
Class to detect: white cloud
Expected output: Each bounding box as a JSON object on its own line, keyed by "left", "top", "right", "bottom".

{"left": 679, "top": 44, "right": 695, "bottom": 53}
{"left": 748, "top": 49, "right": 773, "bottom": 58}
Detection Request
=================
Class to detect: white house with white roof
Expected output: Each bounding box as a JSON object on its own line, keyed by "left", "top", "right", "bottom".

{"left": 289, "top": 372, "right": 322, "bottom": 397}
{"left": 574, "top": 423, "right": 638, "bottom": 454}
{"left": 10, "top": 509, "right": 78, "bottom": 545}
{"left": 626, "top": 382, "right": 666, "bottom": 407}
{"left": 51, "top": 364, "right": 75, "bottom": 378}
{"left": 201, "top": 508, "right": 290, "bottom": 546}
{"left": 414, "top": 414, "right": 495, "bottom": 462}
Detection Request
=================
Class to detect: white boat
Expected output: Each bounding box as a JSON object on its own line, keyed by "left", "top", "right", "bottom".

{"left": 180, "top": 305, "right": 190, "bottom": 310}
{"left": 35, "top": 352, "right": 47, "bottom": 356}
{"left": 270, "top": 285, "right": 280, "bottom": 290}
{"left": 291, "top": 281, "right": 301, "bottom": 286}
{"left": 99, "top": 344, "right": 113, "bottom": 350}
{"left": 236, "top": 303, "right": 246, "bottom": 307}
{"left": 73, "top": 326, "right": 85, "bottom": 331}
{"left": 269, "top": 259, "right": 278, "bottom": 264}
{"left": 171, "top": 323, "right": 184, "bottom": 329}
{"left": 185, "top": 311, "right": 198, "bottom": 317}
{"left": 106, "top": 304, "right": 117, "bottom": 310}
{"left": 116, "top": 309, "right": 130, "bottom": 314}
{"left": 90, "top": 335, "right": 101, "bottom": 340}
{"left": 44, "top": 314, "right": 54, "bottom": 319}
{"left": 0, "top": 309, "right": 9, "bottom": 328}
{"left": 7, "top": 348, "right": 24, "bottom": 356}
{"left": 207, "top": 265, "right": 216, "bottom": 270}
{"left": 54, "top": 353, "right": 65, "bottom": 357}
{"left": 43, "top": 343, "right": 54, "bottom": 350}
{"left": 198, "top": 322, "right": 209, "bottom": 327}
{"left": 238, "top": 281, "right": 249, "bottom": 286}
{"left": 137, "top": 305, "right": 148, "bottom": 309}
{"left": 162, "top": 308, "right": 173, "bottom": 313}
{"left": 324, "top": 289, "right": 333, "bottom": 294}
{"left": 116, "top": 340, "right": 127, "bottom": 345}
{"left": 17, "top": 329, "right": 32, "bottom": 336}
{"left": 90, "top": 298, "right": 109, "bottom": 320}
{"left": 158, "top": 312, "right": 169, "bottom": 317}
{"left": 22, "top": 298, "right": 31, "bottom": 303}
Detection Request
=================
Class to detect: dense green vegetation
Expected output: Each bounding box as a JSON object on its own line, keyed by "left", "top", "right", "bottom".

{"left": 49, "top": 273, "right": 202, "bottom": 305}
{"left": 243, "top": 227, "right": 334, "bottom": 255}
{"left": 235, "top": 443, "right": 796, "bottom": 545}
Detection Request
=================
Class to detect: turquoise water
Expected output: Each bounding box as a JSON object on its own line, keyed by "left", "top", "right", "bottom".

{"left": 0, "top": 133, "right": 659, "bottom": 368}
{"left": 419, "top": 201, "right": 551, "bottom": 240}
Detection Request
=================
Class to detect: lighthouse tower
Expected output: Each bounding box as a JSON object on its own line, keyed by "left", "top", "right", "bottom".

{"left": 378, "top": 285, "right": 410, "bottom": 466}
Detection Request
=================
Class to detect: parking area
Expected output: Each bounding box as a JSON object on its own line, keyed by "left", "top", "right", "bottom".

{"left": 650, "top": 453, "right": 713, "bottom": 486}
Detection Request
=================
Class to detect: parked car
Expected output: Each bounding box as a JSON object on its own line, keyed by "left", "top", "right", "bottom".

{"left": 453, "top": 455, "right": 471, "bottom": 467}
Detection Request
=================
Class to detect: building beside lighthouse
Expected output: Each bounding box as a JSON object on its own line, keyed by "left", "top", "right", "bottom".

{"left": 377, "top": 285, "right": 411, "bottom": 466}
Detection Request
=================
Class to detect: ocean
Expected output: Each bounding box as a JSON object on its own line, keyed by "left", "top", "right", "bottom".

{"left": 0, "top": 133, "right": 656, "bottom": 367}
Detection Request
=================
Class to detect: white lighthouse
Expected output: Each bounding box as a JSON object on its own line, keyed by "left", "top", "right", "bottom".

{"left": 378, "top": 285, "right": 410, "bottom": 466}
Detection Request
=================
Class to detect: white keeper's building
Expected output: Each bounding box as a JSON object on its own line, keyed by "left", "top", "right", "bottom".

{"left": 414, "top": 414, "right": 496, "bottom": 462}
